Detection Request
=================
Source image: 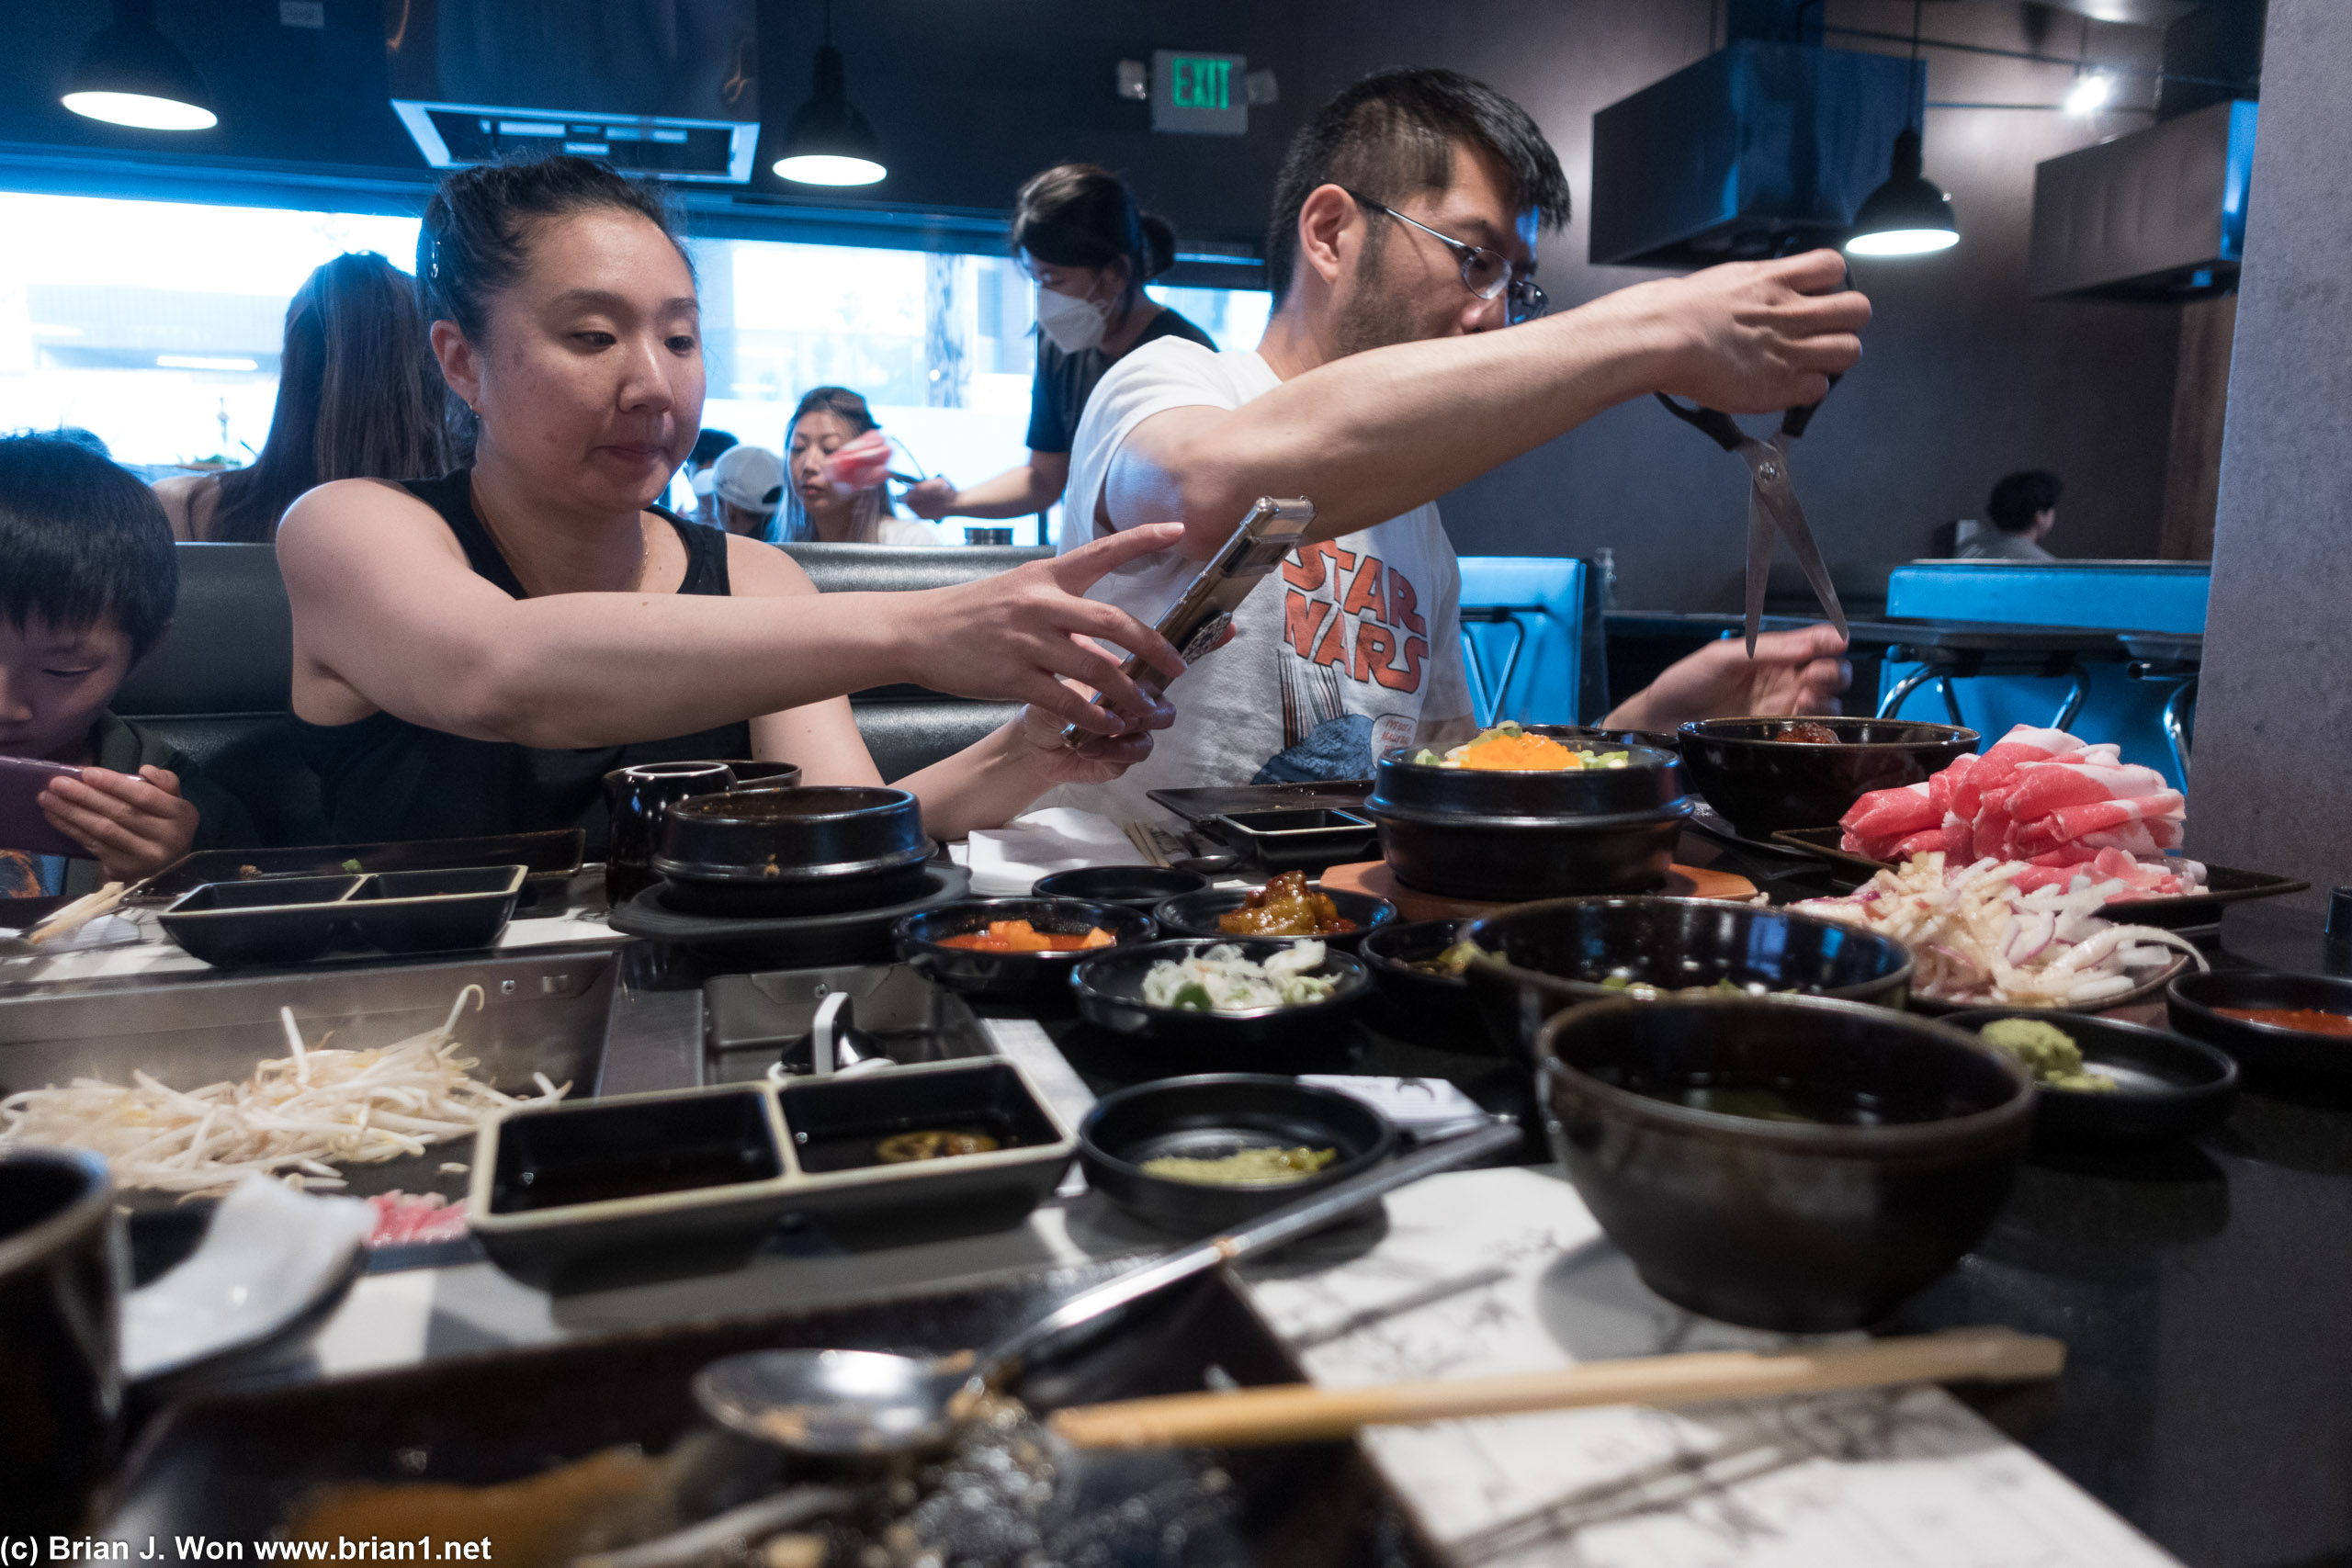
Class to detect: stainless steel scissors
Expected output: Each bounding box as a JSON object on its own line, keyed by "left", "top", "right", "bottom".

{"left": 1657, "top": 382, "right": 1847, "bottom": 659}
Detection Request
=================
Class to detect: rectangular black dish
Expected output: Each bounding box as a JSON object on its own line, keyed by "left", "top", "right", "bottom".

{"left": 469, "top": 1083, "right": 797, "bottom": 1292}
{"left": 344, "top": 864, "right": 526, "bottom": 953}
{"left": 155, "top": 874, "right": 364, "bottom": 966}
{"left": 1207, "top": 807, "right": 1381, "bottom": 874}
{"left": 130, "top": 829, "right": 586, "bottom": 906}
{"left": 100, "top": 1265, "right": 1431, "bottom": 1568}
{"left": 1149, "top": 778, "right": 1375, "bottom": 822}
{"left": 1768, "top": 828, "right": 2310, "bottom": 928}
{"left": 777, "top": 1058, "right": 1077, "bottom": 1248}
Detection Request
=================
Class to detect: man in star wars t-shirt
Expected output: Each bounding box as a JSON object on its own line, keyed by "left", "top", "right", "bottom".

{"left": 1043, "top": 68, "right": 1862, "bottom": 827}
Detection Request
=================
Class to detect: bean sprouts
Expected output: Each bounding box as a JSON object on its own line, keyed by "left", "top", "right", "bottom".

{"left": 0, "top": 985, "right": 567, "bottom": 1198}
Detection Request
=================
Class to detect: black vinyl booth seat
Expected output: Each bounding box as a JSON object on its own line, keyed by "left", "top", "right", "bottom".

{"left": 113, "top": 542, "right": 1047, "bottom": 850}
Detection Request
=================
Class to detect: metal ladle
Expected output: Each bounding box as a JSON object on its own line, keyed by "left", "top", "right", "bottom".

{"left": 690, "top": 1119, "right": 1522, "bottom": 1458}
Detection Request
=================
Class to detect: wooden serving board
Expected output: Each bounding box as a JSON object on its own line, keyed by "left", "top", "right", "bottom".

{"left": 1322, "top": 859, "right": 1758, "bottom": 924}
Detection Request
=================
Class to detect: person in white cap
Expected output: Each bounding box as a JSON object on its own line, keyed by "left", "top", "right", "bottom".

{"left": 707, "top": 444, "right": 786, "bottom": 538}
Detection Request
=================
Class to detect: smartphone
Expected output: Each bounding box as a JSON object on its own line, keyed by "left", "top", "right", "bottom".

{"left": 0, "top": 756, "right": 86, "bottom": 860}
{"left": 1061, "top": 496, "right": 1316, "bottom": 747}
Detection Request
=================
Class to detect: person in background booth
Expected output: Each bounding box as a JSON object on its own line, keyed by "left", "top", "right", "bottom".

{"left": 777, "top": 388, "right": 940, "bottom": 547}
{"left": 276, "top": 156, "right": 1188, "bottom": 847}
{"left": 1959, "top": 470, "right": 2062, "bottom": 562}
{"left": 685, "top": 426, "right": 738, "bottom": 525}
{"left": 1039, "top": 69, "right": 1865, "bottom": 826}
{"left": 154, "top": 253, "right": 450, "bottom": 543}
{"left": 0, "top": 435, "right": 255, "bottom": 896}
{"left": 903, "top": 164, "right": 1215, "bottom": 526}
{"left": 707, "top": 444, "right": 785, "bottom": 538}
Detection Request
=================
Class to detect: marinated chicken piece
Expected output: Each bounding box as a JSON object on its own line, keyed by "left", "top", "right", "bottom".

{"left": 1216, "top": 870, "right": 1359, "bottom": 937}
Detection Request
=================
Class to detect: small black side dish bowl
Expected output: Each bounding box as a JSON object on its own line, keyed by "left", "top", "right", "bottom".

{"left": 1464, "top": 896, "right": 1914, "bottom": 1063}
{"left": 156, "top": 874, "right": 364, "bottom": 966}
{"left": 1945, "top": 1009, "right": 2238, "bottom": 1141}
{"left": 1069, "top": 937, "right": 1372, "bottom": 1058}
{"left": 896, "top": 897, "right": 1157, "bottom": 1005}
{"left": 2166, "top": 970, "right": 2352, "bottom": 1093}
{"left": 1079, "top": 1074, "right": 1396, "bottom": 1233}
{"left": 1358, "top": 919, "right": 1492, "bottom": 1052}
{"left": 1536, "top": 994, "right": 2032, "bottom": 1331}
{"left": 343, "top": 864, "right": 526, "bottom": 954}
{"left": 1676, "top": 716, "right": 1979, "bottom": 838}
{"left": 1034, "top": 864, "right": 1209, "bottom": 911}
{"left": 1152, "top": 883, "right": 1396, "bottom": 953}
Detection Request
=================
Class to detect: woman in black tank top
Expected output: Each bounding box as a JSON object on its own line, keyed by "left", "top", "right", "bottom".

{"left": 277, "top": 157, "right": 1188, "bottom": 847}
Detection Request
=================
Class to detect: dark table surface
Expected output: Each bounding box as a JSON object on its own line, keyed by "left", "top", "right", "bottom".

{"left": 1018, "top": 834, "right": 2352, "bottom": 1568}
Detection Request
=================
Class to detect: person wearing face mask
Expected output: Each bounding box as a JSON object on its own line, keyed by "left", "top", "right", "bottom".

{"left": 901, "top": 164, "right": 1216, "bottom": 526}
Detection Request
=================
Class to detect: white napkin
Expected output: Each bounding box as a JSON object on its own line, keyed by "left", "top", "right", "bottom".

{"left": 962, "top": 807, "right": 1148, "bottom": 897}
{"left": 121, "top": 1175, "right": 374, "bottom": 1382}
{"left": 0, "top": 913, "right": 141, "bottom": 953}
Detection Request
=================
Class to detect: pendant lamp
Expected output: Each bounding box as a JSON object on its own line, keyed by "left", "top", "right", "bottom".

{"left": 1844, "top": 0, "right": 1955, "bottom": 257}
{"left": 61, "top": 0, "right": 216, "bottom": 131}
{"left": 1845, "top": 128, "right": 1958, "bottom": 255}
{"left": 773, "top": 2, "right": 884, "bottom": 187}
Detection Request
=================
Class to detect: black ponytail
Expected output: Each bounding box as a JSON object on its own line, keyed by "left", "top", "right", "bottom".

{"left": 1011, "top": 164, "right": 1177, "bottom": 311}
{"left": 419, "top": 154, "right": 691, "bottom": 343}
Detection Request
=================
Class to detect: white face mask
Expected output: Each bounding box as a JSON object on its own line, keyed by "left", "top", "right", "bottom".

{"left": 1035, "top": 285, "right": 1109, "bottom": 354}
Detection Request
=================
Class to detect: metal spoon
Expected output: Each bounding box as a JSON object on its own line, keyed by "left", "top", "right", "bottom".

{"left": 691, "top": 1119, "right": 1522, "bottom": 1458}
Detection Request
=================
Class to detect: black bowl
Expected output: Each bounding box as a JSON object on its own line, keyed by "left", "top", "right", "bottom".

{"left": 1365, "top": 733, "right": 1692, "bottom": 901}
{"left": 896, "top": 897, "right": 1158, "bottom": 1005}
{"left": 1151, "top": 883, "right": 1396, "bottom": 953}
{"left": 655, "top": 786, "right": 932, "bottom": 916}
{"left": 1536, "top": 995, "right": 2033, "bottom": 1331}
{"left": 1944, "top": 1009, "right": 2238, "bottom": 1141}
{"left": 1033, "top": 864, "right": 1209, "bottom": 911}
{"left": 1079, "top": 1074, "right": 1396, "bottom": 1233}
{"left": 2166, "top": 970, "right": 2352, "bottom": 1093}
{"left": 0, "top": 1146, "right": 119, "bottom": 1530}
{"left": 344, "top": 864, "right": 526, "bottom": 954}
{"left": 1676, "top": 716, "right": 1979, "bottom": 838}
{"left": 1069, "top": 938, "right": 1372, "bottom": 1058}
{"left": 1464, "top": 896, "right": 1915, "bottom": 1064}
{"left": 1357, "top": 919, "right": 1493, "bottom": 1052}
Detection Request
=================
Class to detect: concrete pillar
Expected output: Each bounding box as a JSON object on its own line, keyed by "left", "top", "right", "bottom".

{"left": 2183, "top": 0, "right": 2352, "bottom": 909}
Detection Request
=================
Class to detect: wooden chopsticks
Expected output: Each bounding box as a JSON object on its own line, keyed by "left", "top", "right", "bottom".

{"left": 19, "top": 881, "right": 130, "bottom": 947}
{"left": 1048, "top": 1326, "right": 2064, "bottom": 1450}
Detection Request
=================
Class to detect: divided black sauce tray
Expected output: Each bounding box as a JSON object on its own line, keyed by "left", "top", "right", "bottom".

{"left": 469, "top": 1058, "right": 1077, "bottom": 1292}
{"left": 133, "top": 829, "right": 584, "bottom": 904}
{"left": 157, "top": 865, "right": 526, "bottom": 967}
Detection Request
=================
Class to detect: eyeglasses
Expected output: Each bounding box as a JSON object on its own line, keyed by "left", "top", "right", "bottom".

{"left": 1341, "top": 188, "right": 1548, "bottom": 325}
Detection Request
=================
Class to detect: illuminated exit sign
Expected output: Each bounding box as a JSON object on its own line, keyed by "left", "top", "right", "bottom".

{"left": 1153, "top": 51, "right": 1248, "bottom": 135}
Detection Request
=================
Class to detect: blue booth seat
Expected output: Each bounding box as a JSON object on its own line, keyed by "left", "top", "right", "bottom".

{"left": 1878, "top": 560, "right": 2209, "bottom": 787}
{"left": 1454, "top": 557, "right": 1603, "bottom": 728}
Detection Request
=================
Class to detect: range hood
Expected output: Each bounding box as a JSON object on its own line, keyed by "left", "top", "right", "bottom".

{"left": 1589, "top": 41, "right": 1923, "bottom": 267}
{"left": 386, "top": 0, "right": 760, "bottom": 184}
{"left": 2029, "top": 100, "right": 2256, "bottom": 300}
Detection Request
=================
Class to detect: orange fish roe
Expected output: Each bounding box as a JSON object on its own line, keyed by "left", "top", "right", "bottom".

{"left": 1457, "top": 731, "right": 1580, "bottom": 771}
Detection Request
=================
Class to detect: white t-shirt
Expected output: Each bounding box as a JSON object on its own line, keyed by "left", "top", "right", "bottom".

{"left": 875, "top": 516, "right": 943, "bottom": 547}
{"left": 1039, "top": 338, "right": 1472, "bottom": 827}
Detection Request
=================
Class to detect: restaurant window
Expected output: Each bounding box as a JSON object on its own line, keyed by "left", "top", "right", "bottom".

{"left": 0, "top": 189, "right": 1270, "bottom": 547}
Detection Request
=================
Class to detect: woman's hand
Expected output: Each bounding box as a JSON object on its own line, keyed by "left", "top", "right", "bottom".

{"left": 1013, "top": 698, "right": 1164, "bottom": 785}
{"left": 896, "top": 522, "right": 1190, "bottom": 737}
{"left": 39, "top": 765, "right": 200, "bottom": 884}
{"left": 1603, "top": 623, "right": 1851, "bottom": 732}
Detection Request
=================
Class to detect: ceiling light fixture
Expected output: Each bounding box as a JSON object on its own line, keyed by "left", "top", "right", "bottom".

{"left": 773, "top": 0, "right": 884, "bottom": 186}
{"left": 61, "top": 0, "right": 216, "bottom": 131}
{"left": 2064, "top": 71, "right": 2114, "bottom": 117}
{"left": 1845, "top": 1, "right": 1958, "bottom": 258}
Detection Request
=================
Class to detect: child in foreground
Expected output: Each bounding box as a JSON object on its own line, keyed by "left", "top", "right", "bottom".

{"left": 0, "top": 434, "right": 254, "bottom": 897}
